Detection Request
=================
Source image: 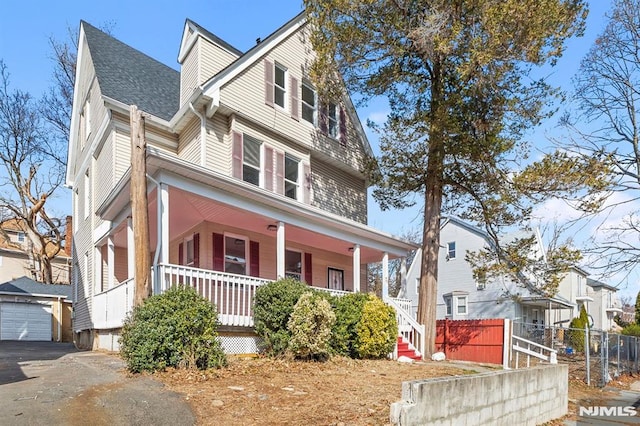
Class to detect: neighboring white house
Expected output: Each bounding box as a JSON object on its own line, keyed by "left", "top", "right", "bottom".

{"left": 586, "top": 278, "right": 622, "bottom": 331}
{"left": 404, "top": 217, "right": 576, "bottom": 327}
{"left": 67, "top": 13, "right": 416, "bottom": 351}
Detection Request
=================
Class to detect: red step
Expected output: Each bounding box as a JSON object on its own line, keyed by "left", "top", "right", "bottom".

{"left": 396, "top": 336, "right": 422, "bottom": 361}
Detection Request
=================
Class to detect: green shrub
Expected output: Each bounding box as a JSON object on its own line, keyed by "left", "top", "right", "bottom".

{"left": 331, "top": 293, "right": 371, "bottom": 357}
{"left": 119, "top": 286, "right": 226, "bottom": 373}
{"left": 253, "top": 278, "right": 309, "bottom": 356}
{"left": 568, "top": 305, "right": 590, "bottom": 353}
{"left": 622, "top": 324, "right": 640, "bottom": 337}
{"left": 356, "top": 297, "right": 398, "bottom": 359}
{"left": 287, "top": 292, "right": 335, "bottom": 361}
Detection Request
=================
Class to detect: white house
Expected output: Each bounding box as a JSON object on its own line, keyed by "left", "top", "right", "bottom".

{"left": 66, "top": 12, "right": 416, "bottom": 352}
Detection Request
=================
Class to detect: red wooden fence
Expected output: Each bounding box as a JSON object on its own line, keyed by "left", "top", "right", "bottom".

{"left": 435, "top": 318, "right": 507, "bottom": 365}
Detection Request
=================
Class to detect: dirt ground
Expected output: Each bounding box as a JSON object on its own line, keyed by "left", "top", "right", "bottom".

{"left": 155, "top": 357, "right": 478, "bottom": 426}
{"left": 154, "top": 357, "right": 635, "bottom": 426}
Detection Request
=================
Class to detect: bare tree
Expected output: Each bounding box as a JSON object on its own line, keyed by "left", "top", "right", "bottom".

{"left": 558, "top": 0, "right": 640, "bottom": 279}
{"left": 0, "top": 62, "right": 66, "bottom": 283}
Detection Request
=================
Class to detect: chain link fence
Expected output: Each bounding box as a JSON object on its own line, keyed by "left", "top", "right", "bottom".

{"left": 513, "top": 322, "right": 640, "bottom": 387}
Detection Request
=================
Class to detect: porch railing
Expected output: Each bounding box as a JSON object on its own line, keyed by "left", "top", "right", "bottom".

{"left": 155, "top": 263, "right": 272, "bottom": 327}
{"left": 93, "top": 278, "right": 135, "bottom": 329}
{"left": 385, "top": 296, "right": 425, "bottom": 359}
{"left": 388, "top": 297, "right": 414, "bottom": 318}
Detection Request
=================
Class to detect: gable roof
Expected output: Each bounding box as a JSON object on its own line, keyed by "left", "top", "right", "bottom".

{"left": 182, "top": 19, "right": 243, "bottom": 58}
{"left": 81, "top": 21, "right": 180, "bottom": 121}
{"left": 587, "top": 278, "right": 618, "bottom": 292}
{"left": 0, "top": 276, "right": 72, "bottom": 300}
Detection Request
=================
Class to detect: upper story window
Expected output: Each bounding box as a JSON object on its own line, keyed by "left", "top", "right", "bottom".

{"left": 274, "top": 63, "right": 287, "bottom": 109}
{"left": 17, "top": 232, "right": 25, "bottom": 243}
{"left": 243, "top": 135, "right": 261, "bottom": 186}
{"left": 284, "top": 155, "right": 299, "bottom": 200}
{"left": 84, "top": 98, "right": 91, "bottom": 140}
{"left": 84, "top": 169, "right": 90, "bottom": 220}
{"left": 447, "top": 241, "right": 456, "bottom": 260}
{"left": 301, "top": 81, "right": 316, "bottom": 125}
{"left": 328, "top": 102, "right": 339, "bottom": 138}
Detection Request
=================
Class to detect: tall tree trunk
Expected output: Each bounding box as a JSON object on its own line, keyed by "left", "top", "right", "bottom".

{"left": 41, "top": 255, "right": 53, "bottom": 284}
{"left": 130, "top": 105, "right": 151, "bottom": 306}
{"left": 416, "top": 59, "right": 445, "bottom": 358}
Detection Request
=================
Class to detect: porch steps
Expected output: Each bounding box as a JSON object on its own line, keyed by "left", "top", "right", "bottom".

{"left": 397, "top": 336, "right": 422, "bottom": 361}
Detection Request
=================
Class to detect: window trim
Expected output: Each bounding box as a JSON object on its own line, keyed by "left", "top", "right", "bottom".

{"left": 274, "top": 62, "right": 287, "bottom": 110}
{"left": 456, "top": 295, "right": 468, "bottom": 315}
{"left": 301, "top": 80, "right": 317, "bottom": 126}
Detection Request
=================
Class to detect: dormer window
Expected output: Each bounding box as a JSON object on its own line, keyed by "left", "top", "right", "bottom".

{"left": 274, "top": 63, "right": 286, "bottom": 109}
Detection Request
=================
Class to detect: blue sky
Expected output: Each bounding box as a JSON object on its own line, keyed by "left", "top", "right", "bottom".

{"left": 2, "top": 1, "right": 631, "bottom": 292}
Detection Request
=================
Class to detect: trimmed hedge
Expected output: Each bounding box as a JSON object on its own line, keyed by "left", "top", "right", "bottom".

{"left": 356, "top": 297, "right": 398, "bottom": 359}
{"left": 119, "top": 286, "right": 226, "bottom": 373}
{"left": 331, "top": 293, "right": 371, "bottom": 357}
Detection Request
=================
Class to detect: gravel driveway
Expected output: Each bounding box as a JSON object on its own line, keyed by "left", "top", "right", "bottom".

{"left": 0, "top": 341, "right": 195, "bottom": 425}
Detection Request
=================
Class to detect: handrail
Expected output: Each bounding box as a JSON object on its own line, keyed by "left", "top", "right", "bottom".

{"left": 385, "top": 296, "right": 425, "bottom": 359}
{"left": 512, "top": 335, "right": 557, "bottom": 368}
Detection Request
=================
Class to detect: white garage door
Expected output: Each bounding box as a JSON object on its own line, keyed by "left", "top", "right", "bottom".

{"left": 0, "top": 303, "right": 52, "bottom": 341}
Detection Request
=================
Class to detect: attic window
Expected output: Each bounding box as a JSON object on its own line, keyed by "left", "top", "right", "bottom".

{"left": 274, "top": 63, "right": 286, "bottom": 109}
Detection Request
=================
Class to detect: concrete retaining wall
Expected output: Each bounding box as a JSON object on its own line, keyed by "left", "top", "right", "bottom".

{"left": 390, "top": 364, "right": 568, "bottom": 425}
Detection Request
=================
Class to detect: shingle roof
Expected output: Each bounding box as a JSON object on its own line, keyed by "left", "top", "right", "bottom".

{"left": 82, "top": 21, "right": 180, "bottom": 121}
{"left": 0, "top": 276, "right": 73, "bottom": 301}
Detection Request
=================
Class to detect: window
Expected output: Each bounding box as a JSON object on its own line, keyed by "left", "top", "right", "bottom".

{"left": 476, "top": 278, "right": 486, "bottom": 291}
{"left": 284, "top": 155, "right": 299, "bottom": 200}
{"left": 274, "top": 63, "right": 286, "bottom": 108}
{"left": 225, "top": 235, "right": 247, "bottom": 275}
{"left": 243, "top": 135, "right": 261, "bottom": 186}
{"left": 17, "top": 232, "right": 25, "bottom": 243}
{"left": 328, "top": 102, "right": 339, "bottom": 138}
{"left": 447, "top": 241, "right": 456, "bottom": 260}
{"left": 285, "top": 250, "right": 302, "bottom": 280}
{"left": 328, "top": 267, "right": 344, "bottom": 291}
{"left": 456, "top": 296, "right": 468, "bottom": 315}
{"left": 185, "top": 237, "right": 194, "bottom": 266}
{"left": 84, "top": 251, "right": 89, "bottom": 293}
{"left": 84, "top": 98, "right": 91, "bottom": 140}
{"left": 444, "top": 296, "right": 452, "bottom": 316}
{"left": 301, "top": 81, "right": 316, "bottom": 124}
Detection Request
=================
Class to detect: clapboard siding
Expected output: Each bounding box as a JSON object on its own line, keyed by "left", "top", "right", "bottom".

{"left": 72, "top": 167, "right": 94, "bottom": 331}
{"left": 205, "top": 114, "right": 229, "bottom": 175}
{"left": 94, "top": 132, "right": 114, "bottom": 209}
{"left": 114, "top": 129, "right": 131, "bottom": 183}
{"left": 180, "top": 38, "right": 199, "bottom": 106}
{"left": 199, "top": 37, "right": 238, "bottom": 84}
{"left": 312, "top": 160, "right": 367, "bottom": 224}
{"left": 178, "top": 117, "right": 201, "bottom": 164}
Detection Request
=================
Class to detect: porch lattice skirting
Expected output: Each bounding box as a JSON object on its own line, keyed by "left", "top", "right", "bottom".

{"left": 218, "top": 335, "right": 262, "bottom": 355}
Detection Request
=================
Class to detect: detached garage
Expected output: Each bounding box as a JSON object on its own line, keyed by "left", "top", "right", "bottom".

{"left": 0, "top": 277, "right": 73, "bottom": 342}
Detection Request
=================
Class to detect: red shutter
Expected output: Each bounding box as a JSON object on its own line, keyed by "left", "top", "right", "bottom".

{"left": 193, "top": 233, "right": 200, "bottom": 268}
{"left": 213, "top": 233, "right": 224, "bottom": 271}
{"left": 275, "top": 151, "right": 284, "bottom": 195}
{"left": 303, "top": 163, "right": 312, "bottom": 204}
{"left": 304, "top": 253, "right": 312, "bottom": 284}
{"left": 250, "top": 240, "right": 260, "bottom": 277}
{"left": 319, "top": 102, "right": 328, "bottom": 135}
{"left": 290, "top": 76, "right": 299, "bottom": 121}
{"left": 264, "top": 59, "right": 274, "bottom": 107}
{"left": 178, "top": 242, "right": 184, "bottom": 265}
{"left": 264, "top": 146, "right": 274, "bottom": 191}
{"left": 339, "top": 107, "right": 347, "bottom": 146}
{"left": 232, "top": 131, "right": 243, "bottom": 179}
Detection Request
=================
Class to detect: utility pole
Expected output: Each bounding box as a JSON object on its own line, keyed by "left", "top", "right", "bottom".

{"left": 130, "top": 105, "right": 151, "bottom": 306}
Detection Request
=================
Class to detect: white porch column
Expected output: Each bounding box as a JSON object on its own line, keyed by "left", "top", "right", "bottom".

{"left": 352, "top": 244, "right": 360, "bottom": 293}
{"left": 127, "top": 217, "right": 134, "bottom": 279}
{"left": 160, "top": 183, "right": 170, "bottom": 263}
{"left": 276, "top": 221, "right": 285, "bottom": 278}
{"left": 382, "top": 252, "right": 389, "bottom": 299}
{"left": 107, "top": 236, "right": 115, "bottom": 289}
{"left": 399, "top": 256, "right": 407, "bottom": 298}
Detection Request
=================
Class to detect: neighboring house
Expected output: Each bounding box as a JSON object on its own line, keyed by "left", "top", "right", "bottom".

{"left": 404, "top": 217, "right": 575, "bottom": 327}
{"left": 67, "top": 13, "right": 416, "bottom": 351}
{"left": 0, "top": 217, "right": 72, "bottom": 285}
{"left": 0, "top": 276, "right": 73, "bottom": 342}
{"left": 586, "top": 278, "right": 622, "bottom": 331}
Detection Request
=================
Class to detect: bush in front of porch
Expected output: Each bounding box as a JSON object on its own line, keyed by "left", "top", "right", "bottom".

{"left": 287, "top": 292, "right": 336, "bottom": 361}
{"left": 119, "top": 286, "right": 227, "bottom": 373}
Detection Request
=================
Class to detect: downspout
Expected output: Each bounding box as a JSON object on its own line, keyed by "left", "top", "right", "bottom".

{"left": 189, "top": 103, "right": 207, "bottom": 167}
{"left": 57, "top": 296, "right": 62, "bottom": 342}
{"left": 146, "top": 174, "right": 162, "bottom": 293}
